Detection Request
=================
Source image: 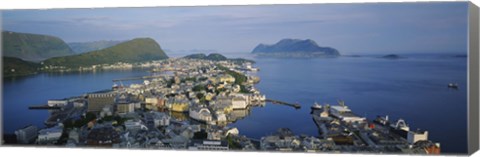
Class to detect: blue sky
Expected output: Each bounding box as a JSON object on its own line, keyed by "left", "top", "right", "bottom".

{"left": 2, "top": 2, "right": 469, "bottom": 54}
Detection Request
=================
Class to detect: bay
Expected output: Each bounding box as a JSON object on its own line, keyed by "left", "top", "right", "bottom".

{"left": 2, "top": 53, "right": 467, "bottom": 154}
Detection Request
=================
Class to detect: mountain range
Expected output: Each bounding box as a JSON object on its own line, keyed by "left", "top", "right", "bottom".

{"left": 44, "top": 38, "right": 168, "bottom": 68}
{"left": 68, "top": 40, "right": 125, "bottom": 54}
{"left": 2, "top": 31, "right": 75, "bottom": 61}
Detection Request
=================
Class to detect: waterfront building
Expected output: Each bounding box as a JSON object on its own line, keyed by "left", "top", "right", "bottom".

{"left": 37, "top": 125, "right": 63, "bottom": 144}
{"left": 73, "top": 100, "right": 85, "bottom": 108}
{"left": 228, "top": 109, "right": 249, "bottom": 122}
{"left": 232, "top": 96, "right": 248, "bottom": 109}
{"left": 225, "top": 127, "right": 239, "bottom": 136}
{"left": 47, "top": 99, "right": 68, "bottom": 107}
{"left": 390, "top": 119, "right": 410, "bottom": 132}
{"left": 216, "top": 112, "right": 228, "bottom": 123}
{"left": 87, "top": 92, "right": 116, "bottom": 112}
{"left": 329, "top": 105, "right": 366, "bottom": 123}
{"left": 14, "top": 125, "right": 38, "bottom": 144}
{"left": 250, "top": 93, "right": 266, "bottom": 102}
{"left": 189, "top": 107, "right": 213, "bottom": 122}
{"left": 407, "top": 130, "right": 429, "bottom": 144}
{"left": 212, "top": 97, "right": 233, "bottom": 114}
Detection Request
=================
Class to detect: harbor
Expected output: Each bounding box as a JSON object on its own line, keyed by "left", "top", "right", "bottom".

{"left": 4, "top": 55, "right": 460, "bottom": 153}
{"left": 309, "top": 101, "right": 440, "bottom": 154}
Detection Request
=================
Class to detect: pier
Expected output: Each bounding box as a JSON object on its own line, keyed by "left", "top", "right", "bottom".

{"left": 112, "top": 75, "right": 164, "bottom": 82}
{"left": 28, "top": 105, "right": 61, "bottom": 110}
{"left": 265, "top": 99, "right": 301, "bottom": 109}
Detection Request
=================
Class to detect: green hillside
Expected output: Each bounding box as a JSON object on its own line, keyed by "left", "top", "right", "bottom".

{"left": 3, "top": 56, "right": 40, "bottom": 77}
{"left": 44, "top": 38, "right": 169, "bottom": 68}
{"left": 68, "top": 40, "right": 124, "bottom": 53}
{"left": 2, "top": 31, "right": 74, "bottom": 61}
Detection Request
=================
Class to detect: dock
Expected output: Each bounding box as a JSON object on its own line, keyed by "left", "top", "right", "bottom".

{"left": 265, "top": 99, "right": 301, "bottom": 109}
{"left": 28, "top": 105, "right": 61, "bottom": 110}
{"left": 112, "top": 75, "right": 164, "bottom": 82}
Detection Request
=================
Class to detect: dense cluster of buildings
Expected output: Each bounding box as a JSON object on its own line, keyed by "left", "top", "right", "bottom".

{"left": 13, "top": 58, "right": 439, "bottom": 154}
{"left": 15, "top": 58, "right": 265, "bottom": 150}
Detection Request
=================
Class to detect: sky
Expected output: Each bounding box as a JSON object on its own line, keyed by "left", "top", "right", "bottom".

{"left": 1, "top": 2, "right": 469, "bottom": 54}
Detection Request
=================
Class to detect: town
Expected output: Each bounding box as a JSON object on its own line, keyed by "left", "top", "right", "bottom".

{"left": 12, "top": 58, "right": 440, "bottom": 154}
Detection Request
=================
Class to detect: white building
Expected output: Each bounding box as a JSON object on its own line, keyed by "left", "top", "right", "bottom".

{"left": 14, "top": 125, "right": 38, "bottom": 144}
{"left": 48, "top": 99, "right": 68, "bottom": 107}
{"left": 408, "top": 130, "right": 428, "bottom": 144}
{"left": 188, "top": 140, "right": 229, "bottom": 151}
{"left": 124, "top": 119, "right": 146, "bottom": 131}
{"left": 99, "top": 105, "right": 113, "bottom": 118}
{"left": 73, "top": 101, "right": 85, "bottom": 108}
{"left": 225, "top": 127, "right": 239, "bottom": 136}
{"left": 189, "top": 107, "right": 213, "bottom": 122}
{"left": 216, "top": 113, "right": 227, "bottom": 123}
{"left": 329, "top": 105, "right": 366, "bottom": 123}
{"left": 232, "top": 96, "right": 248, "bottom": 109}
{"left": 37, "top": 125, "right": 63, "bottom": 144}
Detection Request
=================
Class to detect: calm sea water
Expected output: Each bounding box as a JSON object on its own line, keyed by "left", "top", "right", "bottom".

{"left": 2, "top": 53, "right": 467, "bottom": 154}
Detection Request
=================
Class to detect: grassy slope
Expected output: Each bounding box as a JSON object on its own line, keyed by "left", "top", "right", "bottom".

{"left": 2, "top": 31, "right": 74, "bottom": 61}
{"left": 3, "top": 56, "right": 40, "bottom": 77}
{"left": 44, "top": 38, "right": 168, "bottom": 68}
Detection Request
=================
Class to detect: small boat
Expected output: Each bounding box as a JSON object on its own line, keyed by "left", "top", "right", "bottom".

{"left": 311, "top": 102, "right": 322, "bottom": 110}
{"left": 448, "top": 83, "right": 459, "bottom": 89}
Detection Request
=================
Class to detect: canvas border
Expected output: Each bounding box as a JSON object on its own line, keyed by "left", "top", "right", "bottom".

{"left": 468, "top": 1, "right": 480, "bottom": 155}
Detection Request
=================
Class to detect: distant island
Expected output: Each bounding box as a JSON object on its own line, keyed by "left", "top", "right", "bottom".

{"left": 44, "top": 38, "right": 169, "bottom": 69}
{"left": 2, "top": 31, "right": 75, "bottom": 61}
{"left": 183, "top": 53, "right": 255, "bottom": 63}
{"left": 381, "top": 54, "right": 404, "bottom": 59}
{"left": 343, "top": 55, "right": 363, "bottom": 58}
{"left": 251, "top": 39, "right": 340, "bottom": 58}
{"left": 68, "top": 40, "right": 125, "bottom": 54}
{"left": 184, "top": 53, "right": 227, "bottom": 61}
{"left": 164, "top": 49, "right": 219, "bottom": 54}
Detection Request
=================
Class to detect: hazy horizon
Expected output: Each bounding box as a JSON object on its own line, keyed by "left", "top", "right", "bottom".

{"left": 2, "top": 2, "right": 469, "bottom": 54}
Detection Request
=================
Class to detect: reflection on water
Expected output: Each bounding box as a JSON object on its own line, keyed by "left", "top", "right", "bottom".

{"left": 2, "top": 54, "right": 468, "bottom": 153}
{"left": 168, "top": 111, "right": 189, "bottom": 121}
